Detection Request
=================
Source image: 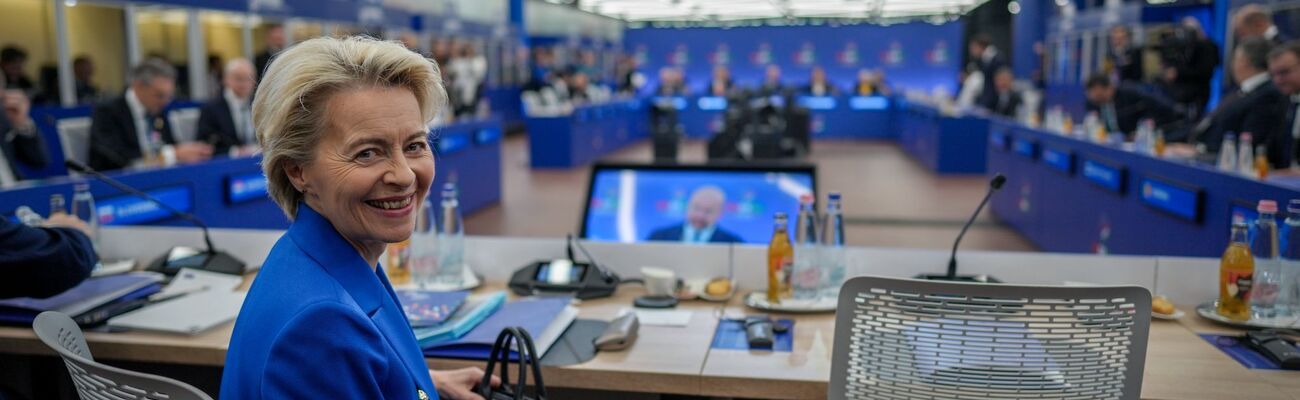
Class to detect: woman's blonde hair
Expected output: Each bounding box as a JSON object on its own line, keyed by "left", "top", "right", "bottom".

{"left": 254, "top": 36, "right": 446, "bottom": 219}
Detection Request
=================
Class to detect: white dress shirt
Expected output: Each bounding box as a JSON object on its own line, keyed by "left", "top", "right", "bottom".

{"left": 224, "top": 88, "right": 254, "bottom": 145}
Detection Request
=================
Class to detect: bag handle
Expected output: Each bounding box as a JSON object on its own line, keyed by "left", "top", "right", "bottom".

{"left": 479, "top": 326, "right": 546, "bottom": 400}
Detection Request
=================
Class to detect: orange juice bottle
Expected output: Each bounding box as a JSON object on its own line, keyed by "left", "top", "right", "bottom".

{"left": 1218, "top": 223, "right": 1254, "bottom": 321}
{"left": 1255, "top": 145, "right": 1269, "bottom": 179}
{"left": 768, "top": 212, "right": 794, "bottom": 304}
{"left": 1154, "top": 130, "right": 1166, "bottom": 157}
{"left": 387, "top": 239, "right": 412, "bottom": 285}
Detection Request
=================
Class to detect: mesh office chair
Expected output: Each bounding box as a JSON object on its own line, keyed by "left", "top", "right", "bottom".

{"left": 830, "top": 277, "right": 1151, "bottom": 400}
{"left": 31, "top": 311, "right": 213, "bottom": 400}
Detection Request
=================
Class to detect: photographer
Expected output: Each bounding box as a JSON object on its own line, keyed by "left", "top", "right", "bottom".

{"left": 1158, "top": 17, "right": 1220, "bottom": 119}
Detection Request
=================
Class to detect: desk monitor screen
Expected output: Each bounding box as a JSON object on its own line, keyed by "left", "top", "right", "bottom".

{"left": 581, "top": 163, "right": 816, "bottom": 244}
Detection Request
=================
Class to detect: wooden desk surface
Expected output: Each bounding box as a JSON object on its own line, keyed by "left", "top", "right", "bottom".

{"left": 3, "top": 281, "right": 1300, "bottom": 399}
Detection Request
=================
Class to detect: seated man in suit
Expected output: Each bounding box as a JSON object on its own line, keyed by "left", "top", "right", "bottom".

{"left": 756, "top": 64, "right": 787, "bottom": 97}
{"left": 88, "top": 59, "right": 212, "bottom": 171}
{"left": 1084, "top": 73, "right": 1185, "bottom": 139}
{"left": 988, "top": 67, "right": 1022, "bottom": 117}
{"left": 707, "top": 65, "right": 734, "bottom": 97}
{"left": 647, "top": 186, "right": 743, "bottom": 244}
{"left": 802, "top": 66, "right": 839, "bottom": 97}
{"left": 1183, "top": 38, "right": 1288, "bottom": 167}
{"left": 0, "top": 86, "right": 48, "bottom": 187}
{"left": 197, "top": 58, "right": 257, "bottom": 155}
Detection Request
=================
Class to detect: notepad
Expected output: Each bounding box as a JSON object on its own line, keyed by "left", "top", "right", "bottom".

{"left": 424, "top": 296, "right": 578, "bottom": 361}
{"left": 107, "top": 290, "right": 246, "bottom": 335}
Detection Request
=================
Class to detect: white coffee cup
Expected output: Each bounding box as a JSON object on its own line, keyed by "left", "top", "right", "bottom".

{"left": 641, "top": 267, "right": 677, "bottom": 297}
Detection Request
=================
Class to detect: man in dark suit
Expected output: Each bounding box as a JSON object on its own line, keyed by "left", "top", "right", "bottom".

{"left": 0, "top": 46, "right": 36, "bottom": 98}
{"left": 1085, "top": 73, "right": 1185, "bottom": 138}
{"left": 653, "top": 67, "right": 688, "bottom": 97}
{"left": 755, "top": 64, "right": 788, "bottom": 97}
{"left": 969, "top": 34, "right": 1008, "bottom": 112}
{"left": 254, "top": 24, "right": 286, "bottom": 83}
{"left": 647, "top": 186, "right": 743, "bottom": 244}
{"left": 801, "top": 66, "right": 839, "bottom": 97}
{"left": 988, "top": 67, "right": 1022, "bottom": 118}
{"left": 1187, "top": 38, "right": 1288, "bottom": 168}
{"left": 0, "top": 87, "right": 48, "bottom": 186}
{"left": 1267, "top": 41, "right": 1300, "bottom": 168}
{"left": 1108, "top": 26, "right": 1145, "bottom": 83}
{"left": 198, "top": 58, "right": 257, "bottom": 155}
{"left": 88, "top": 59, "right": 212, "bottom": 172}
{"left": 707, "top": 65, "right": 734, "bottom": 97}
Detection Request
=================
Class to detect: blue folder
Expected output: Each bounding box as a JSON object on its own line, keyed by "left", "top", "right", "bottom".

{"left": 423, "top": 296, "right": 572, "bottom": 361}
{"left": 0, "top": 272, "right": 163, "bottom": 325}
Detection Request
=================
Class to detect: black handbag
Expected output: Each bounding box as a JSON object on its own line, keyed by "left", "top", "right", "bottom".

{"left": 478, "top": 327, "right": 547, "bottom": 400}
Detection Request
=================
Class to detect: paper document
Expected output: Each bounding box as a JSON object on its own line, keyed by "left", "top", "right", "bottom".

{"left": 621, "top": 308, "right": 693, "bottom": 327}
{"left": 108, "top": 290, "right": 246, "bottom": 335}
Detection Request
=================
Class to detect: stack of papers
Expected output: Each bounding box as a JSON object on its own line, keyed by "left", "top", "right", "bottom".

{"left": 422, "top": 295, "right": 578, "bottom": 361}
{"left": 0, "top": 272, "right": 164, "bottom": 325}
{"left": 106, "top": 268, "right": 245, "bottom": 335}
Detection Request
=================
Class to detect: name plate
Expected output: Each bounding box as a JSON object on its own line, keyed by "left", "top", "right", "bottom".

{"left": 796, "top": 96, "right": 837, "bottom": 110}
{"left": 1041, "top": 147, "right": 1073, "bottom": 174}
{"left": 1012, "top": 137, "right": 1036, "bottom": 159}
{"left": 97, "top": 185, "right": 193, "bottom": 226}
{"left": 437, "top": 131, "right": 472, "bottom": 155}
{"left": 226, "top": 172, "right": 268, "bottom": 204}
{"left": 697, "top": 96, "right": 728, "bottom": 111}
{"left": 989, "top": 129, "right": 1008, "bottom": 151}
{"left": 1082, "top": 158, "right": 1125, "bottom": 193}
{"left": 849, "top": 96, "right": 889, "bottom": 110}
{"left": 1140, "top": 176, "right": 1202, "bottom": 222}
{"left": 474, "top": 127, "right": 502, "bottom": 145}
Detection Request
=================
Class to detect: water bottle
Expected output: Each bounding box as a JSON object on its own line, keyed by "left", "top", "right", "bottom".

{"left": 71, "top": 183, "right": 99, "bottom": 246}
{"left": 1251, "top": 200, "right": 1282, "bottom": 320}
{"left": 821, "top": 192, "right": 846, "bottom": 299}
{"left": 1281, "top": 200, "right": 1300, "bottom": 319}
{"left": 792, "top": 195, "right": 821, "bottom": 300}
{"left": 1217, "top": 133, "right": 1237, "bottom": 172}
{"left": 408, "top": 198, "right": 439, "bottom": 289}
{"left": 435, "top": 183, "right": 465, "bottom": 287}
{"left": 1237, "top": 133, "right": 1255, "bottom": 177}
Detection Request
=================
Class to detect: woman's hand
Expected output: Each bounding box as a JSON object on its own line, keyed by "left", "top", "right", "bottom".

{"left": 431, "top": 367, "right": 500, "bottom": 400}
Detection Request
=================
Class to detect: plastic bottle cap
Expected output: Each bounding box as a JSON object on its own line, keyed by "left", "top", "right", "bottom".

{"left": 799, "top": 194, "right": 814, "bottom": 204}
{"left": 828, "top": 192, "right": 841, "bottom": 200}
{"left": 1259, "top": 199, "right": 1279, "bottom": 213}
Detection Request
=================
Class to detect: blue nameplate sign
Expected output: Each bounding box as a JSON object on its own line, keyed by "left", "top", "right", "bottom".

{"left": 989, "top": 130, "right": 1008, "bottom": 151}
{"left": 652, "top": 96, "right": 688, "bottom": 110}
{"left": 1140, "top": 176, "right": 1202, "bottom": 222}
{"left": 1041, "top": 147, "right": 1073, "bottom": 174}
{"left": 226, "top": 172, "right": 268, "bottom": 204}
{"left": 849, "top": 96, "right": 889, "bottom": 110}
{"left": 437, "top": 132, "right": 471, "bottom": 156}
{"left": 796, "top": 96, "right": 837, "bottom": 110}
{"left": 1082, "top": 158, "right": 1125, "bottom": 193}
{"left": 697, "top": 96, "right": 728, "bottom": 111}
{"left": 1012, "top": 137, "right": 1036, "bottom": 159}
{"left": 474, "top": 127, "right": 502, "bottom": 145}
{"left": 97, "top": 185, "right": 193, "bottom": 226}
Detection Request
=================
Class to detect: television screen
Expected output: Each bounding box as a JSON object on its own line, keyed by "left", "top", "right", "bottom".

{"left": 581, "top": 163, "right": 816, "bottom": 244}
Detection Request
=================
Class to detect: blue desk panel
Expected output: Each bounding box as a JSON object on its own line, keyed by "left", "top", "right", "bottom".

{"left": 0, "top": 118, "right": 504, "bottom": 230}
{"left": 526, "top": 100, "right": 649, "bottom": 168}
{"left": 986, "top": 119, "right": 1300, "bottom": 257}
{"left": 896, "top": 101, "right": 989, "bottom": 174}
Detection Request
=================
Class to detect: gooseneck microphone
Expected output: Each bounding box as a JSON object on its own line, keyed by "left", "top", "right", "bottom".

{"left": 64, "top": 160, "right": 246, "bottom": 276}
{"left": 916, "top": 173, "right": 1006, "bottom": 283}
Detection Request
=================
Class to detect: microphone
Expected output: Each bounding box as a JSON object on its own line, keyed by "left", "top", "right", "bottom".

{"left": 916, "top": 173, "right": 1006, "bottom": 283}
{"left": 64, "top": 160, "right": 246, "bottom": 276}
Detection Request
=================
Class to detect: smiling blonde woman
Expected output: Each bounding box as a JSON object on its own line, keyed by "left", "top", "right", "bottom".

{"left": 221, "top": 36, "right": 498, "bottom": 400}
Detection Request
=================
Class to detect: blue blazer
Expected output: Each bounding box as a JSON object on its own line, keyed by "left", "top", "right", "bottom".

{"left": 221, "top": 204, "right": 438, "bottom": 399}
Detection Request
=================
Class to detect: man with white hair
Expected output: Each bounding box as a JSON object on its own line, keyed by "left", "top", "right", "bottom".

{"left": 647, "top": 186, "right": 743, "bottom": 244}
{"left": 198, "top": 58, "right": 258, "bottom": 155}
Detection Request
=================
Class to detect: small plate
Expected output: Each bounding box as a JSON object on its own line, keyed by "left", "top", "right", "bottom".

{"left": 677, "top": 279, "right": 736, "bottom": 302}
{"left": 1152, "top": 309, "right": 1185, "bottom": 320}
{"left": 743, "top": 291, "right": 836, "bottom": 313}
{"left": 1195, "top": 302, "right": 1300, "bottom": 329}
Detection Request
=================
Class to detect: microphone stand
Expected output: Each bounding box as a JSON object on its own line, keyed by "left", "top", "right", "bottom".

{"left": 65, "top": 160, "right": 246, "bottom": 276}
{"left": 915, "top": 174, "right": 1006, "bottom": 283}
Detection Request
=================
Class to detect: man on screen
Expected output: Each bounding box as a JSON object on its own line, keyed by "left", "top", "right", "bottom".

{"left": 647, "top": 186, "right": 743, "bottom": 244}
